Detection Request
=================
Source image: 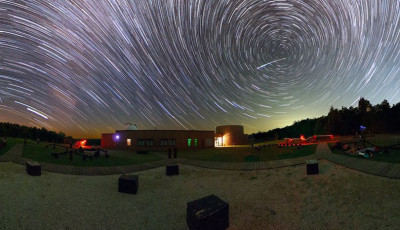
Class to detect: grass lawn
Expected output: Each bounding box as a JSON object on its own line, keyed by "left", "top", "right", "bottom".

{"left": 22, "top": 143, "right": 165, "bottom": 167}
{"left": 179, "top": 144, "right": 317, "bottom": 162}
{"left": 329, "top": 134, "right": 400, "bottom": 163}
{"left": 364, "top": 134, "right": 400, "bottom": 146}
{"left": 252, "top": 140, "right": 282, "bottom": 147}
{"left": 0, "top": 137, "right": 27, "bottom": 157}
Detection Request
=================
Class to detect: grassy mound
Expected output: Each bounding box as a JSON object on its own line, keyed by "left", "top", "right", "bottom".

{"left": 179, "top": 144, "right": 317, "bottom": 162}
{"left": 0, "top": 138, "right": 26, "bottom": 157}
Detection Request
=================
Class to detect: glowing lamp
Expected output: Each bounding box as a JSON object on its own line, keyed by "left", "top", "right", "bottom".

{"left": 113, "top": 134, "right": 120, "bottom": 142}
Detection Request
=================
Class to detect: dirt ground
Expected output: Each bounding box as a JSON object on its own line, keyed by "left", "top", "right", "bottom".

{"left": 1, "top": 160, "right": 400, "bottom": 230}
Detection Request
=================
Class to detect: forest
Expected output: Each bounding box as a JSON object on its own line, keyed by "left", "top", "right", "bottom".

{"left": 250, "top": 98, "right": 400, "bottom": 142}
{"left": 0, "top": 122, "right": 67, "bottom": 143}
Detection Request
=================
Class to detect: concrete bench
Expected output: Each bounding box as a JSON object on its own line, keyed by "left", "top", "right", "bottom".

{"left": 118, "top": 174, "right": 138, "bottom": 194}
{"left": 26, "top": 161, "right": 41, "bottom": 176}
{"left": 187, "top": 194, "right": 229, "bottom": 230}
{"left": 166, "top": 163, "right": 179, "bottom": 176}
{"left": 306, "top": 159, "right": 319, "bottom": 175}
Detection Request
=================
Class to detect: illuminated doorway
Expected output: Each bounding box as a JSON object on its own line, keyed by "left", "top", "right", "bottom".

{"left": 215, "top": 137, "right": 223, "bottom": 146}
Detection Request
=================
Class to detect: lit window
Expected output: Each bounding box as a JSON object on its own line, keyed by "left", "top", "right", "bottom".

{"left": 127, "top": 139, "right": 131, "bottom": 146}
{"left": 195, "top": 139, "right": 198, "bottom": 146}
{"left": 188, "top": 138, "right": 191, "bottom": 147}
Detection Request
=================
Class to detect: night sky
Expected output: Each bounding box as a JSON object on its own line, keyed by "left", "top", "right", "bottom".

{"left": 1, "top": 0, "right": 400, "bottom": 138}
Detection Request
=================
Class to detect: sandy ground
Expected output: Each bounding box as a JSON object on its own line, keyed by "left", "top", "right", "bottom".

{"left": 1, "top": 160, "right": 400, "bottom": 230}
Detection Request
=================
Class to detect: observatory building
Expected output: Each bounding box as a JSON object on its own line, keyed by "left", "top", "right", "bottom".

{"left": 101, "top": 124, "right": 248, "bottom": 150}
{"left": 215, "top": 125, "right": 248, "bottom": 146}
{"left": 101, "top": 123, "right": 214, "bottom": 150}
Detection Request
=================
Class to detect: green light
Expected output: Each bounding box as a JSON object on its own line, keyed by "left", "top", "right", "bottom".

{"left": 188, "top": 138, "right": 191, "bottom": 147}
{"left": 195, "top": 139, "right": 198, "bottom": 146}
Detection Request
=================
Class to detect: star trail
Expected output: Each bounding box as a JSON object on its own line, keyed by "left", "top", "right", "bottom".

{"left": 1, "top": 0, "right": 400, "bottom": 138}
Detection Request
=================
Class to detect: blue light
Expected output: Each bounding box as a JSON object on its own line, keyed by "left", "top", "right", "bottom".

{"left": 113, "top": 134, "right": 120, "bottom": 142}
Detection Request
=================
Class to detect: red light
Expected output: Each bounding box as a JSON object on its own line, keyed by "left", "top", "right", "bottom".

{"left": 72, "top": 139, "right": 88, "bottom": 149}
{"left": 300, "top": 135, "right": 305, "bottom": 140}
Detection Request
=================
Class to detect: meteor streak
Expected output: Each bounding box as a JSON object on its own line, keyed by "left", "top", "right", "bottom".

{"left": 27, "top": 108, "right": 48, "bottom": 119}
{"left": 257, "top": 58, "right": 286, "bottom": 70}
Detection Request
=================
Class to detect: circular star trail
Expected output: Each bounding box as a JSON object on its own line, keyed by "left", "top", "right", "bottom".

{"left": 1, "top": 0, "right": 400, "bottom": 137}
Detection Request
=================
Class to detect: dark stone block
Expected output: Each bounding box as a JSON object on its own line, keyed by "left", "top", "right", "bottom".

{"left": 118, "top": 174, "right": 138, "bottom": 194}
{"left": 166, "top": 163, "right": 179, "bottom": 176}
{"left": 26, "top": 161, "right": 41, "bottom": 176}
{"left": 187, "top": 194, "right": 229, "bottom": 230}
{"left": 306, "top": 160, "right": 319, "bottom": 175}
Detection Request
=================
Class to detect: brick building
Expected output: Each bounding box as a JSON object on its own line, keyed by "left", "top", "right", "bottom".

{"left": 101, "top": 129, "right": 214, "bottom": 150}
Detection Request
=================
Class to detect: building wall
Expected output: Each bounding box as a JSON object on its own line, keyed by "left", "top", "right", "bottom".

{"left": 101, "top": 130, "right": 214, "bottom": 150}
{"left": 216, "top": 125, "right": 248, "bottom": 146}
{"left": 101, "top": 134, "right": 114, "bottom": 149}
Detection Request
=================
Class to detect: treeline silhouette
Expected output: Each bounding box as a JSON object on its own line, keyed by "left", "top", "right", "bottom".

{"left": 0, "top": 122, "right": 67, "bottom": 143}
{"left": 250, "top": 98, "right": 400, "bottom": 142}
